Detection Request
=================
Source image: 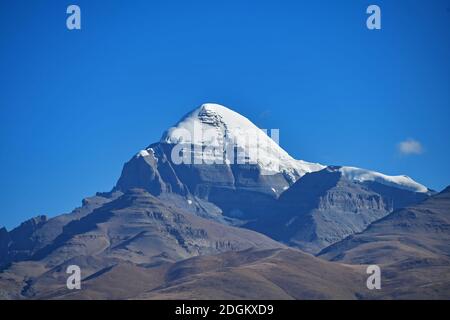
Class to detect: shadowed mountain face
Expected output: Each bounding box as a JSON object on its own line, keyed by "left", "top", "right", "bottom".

{"left": 320, "top": 187, "right": 450, "bottom": 264}
{"left": 245, "top": 167, "right": 429, "bottom": 253}
{"left": 0, "top": 215, "right": 47, "bottom": 263}
{"left": 318, "top": 187, "right": 450, "bottom": 299}
{"left": 114, "top": 142, "right": 291, "bottom": 221}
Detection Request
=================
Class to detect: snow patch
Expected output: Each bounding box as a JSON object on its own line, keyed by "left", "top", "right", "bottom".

{"left": 137, "top": 150, "right": 150, "bottom": 157}
{"left": 338, "top": 166, "right": 428, "bottom": 193}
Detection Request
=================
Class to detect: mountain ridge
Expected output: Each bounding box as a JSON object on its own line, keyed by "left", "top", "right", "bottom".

{"left": 1, "top": 103, "right": 432, "bottom": 260}
{"left": 1, "top": 103, "right": 446, "bottom": 300}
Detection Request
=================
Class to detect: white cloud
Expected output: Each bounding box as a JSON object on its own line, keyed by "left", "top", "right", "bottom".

{"left": 398, "top": 139, "right": 424, "bottom": 155}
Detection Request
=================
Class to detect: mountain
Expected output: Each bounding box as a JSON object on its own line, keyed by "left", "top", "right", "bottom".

{"left": 318, "top": 187, "right": 450, "bottom": 299}
{"left": 320, "top": 186, "right": 450, "bottom": 263}
{"left": 114, "top": 103, "right": 429, "bottom": 232}
{"left": 0, "top": 248, "right": 370, "bottom": 300}
{"left": 1, "top": 102, "right": 441, "bottom": 300}
{"left": 4, "top": 245, "right": 447, "bottom": 299}
{"left": 0, "top": 215, "right": 47, "bottom": 264}
{"left": 114, "top": 103, "right": 325, "bottom": 223}
{"left": 0, "top": 193, "right": 121, "bottom": 268}
{"left": 0, "top": 188, "right": 283, "bottom": 299}
{"left": 1, "top": 103, "right": 430, "bottom": 264}
{"left": 19, "top": 189, "right": 281, "bottom": 267}
{"left": 245, "top": 166, "right": 430, "bottom": 253}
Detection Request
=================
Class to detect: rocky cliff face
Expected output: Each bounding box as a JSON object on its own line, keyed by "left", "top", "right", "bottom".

{"left": 115, "top": 142, "right": 296, "bottom": 221}
{"left": 0, "top": 215, "right": 47, "bottom": 266}
{"left": 315, "top": 187, "right": 450, "bottom": 299}
{"left": 245, "top": 167, "right": 429, "bottom": 253}
{"left": 319, "top": 186, "right": 450, "bottom": 264}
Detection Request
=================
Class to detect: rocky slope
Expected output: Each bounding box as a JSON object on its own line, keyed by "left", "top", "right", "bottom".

{"left": 245, "top": 166, "right": 429, "bottom": 253}
{"left": 318, "top": 187, "right": 450, "bottom": 299}
{"left": 0, "top": 188, "right": 283, "bottom": 299}
{"left": 320, "top": 186, "right": 450, "bottom": 263}
{"left": 0, "top": 193, "right": 121, "bottom": 269}
{"left": 0, "top": 248, "right": 368, "bottom": 300}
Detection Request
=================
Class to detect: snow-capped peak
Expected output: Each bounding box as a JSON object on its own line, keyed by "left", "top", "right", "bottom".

{"left": 155, "top": 103, "right": 428, "bottom": 193}
{"left": 160, "top": 103, "right": 324, "bottom": 180}
{"left": 336, "top": 166, "right": 429, "bottom": 193}
{"left": 161, "top": 103, "right": 261, "bottom": 145}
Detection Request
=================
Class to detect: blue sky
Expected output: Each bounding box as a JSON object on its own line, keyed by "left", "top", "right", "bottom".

{"left": 1, "top": 0, "right": 449, "bottom": 229}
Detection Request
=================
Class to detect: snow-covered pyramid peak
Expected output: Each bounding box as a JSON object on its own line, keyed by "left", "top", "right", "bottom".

{"left": 160, "top": 103, "right": 324, "bottom": 180}
{"left": 146, "top": 103, "right": 428, "bottom": 194}
{"left": 161, "top": 103, "right": 265, "bottom": 144}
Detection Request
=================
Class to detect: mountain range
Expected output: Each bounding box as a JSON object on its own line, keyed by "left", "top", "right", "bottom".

{"left": 0, "top": 103, "right": 448, "bottom": 300}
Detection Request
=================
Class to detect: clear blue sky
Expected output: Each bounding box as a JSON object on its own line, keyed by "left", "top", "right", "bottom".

{"left": 1, "top": 0, "right": 449, "bottom": 230}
